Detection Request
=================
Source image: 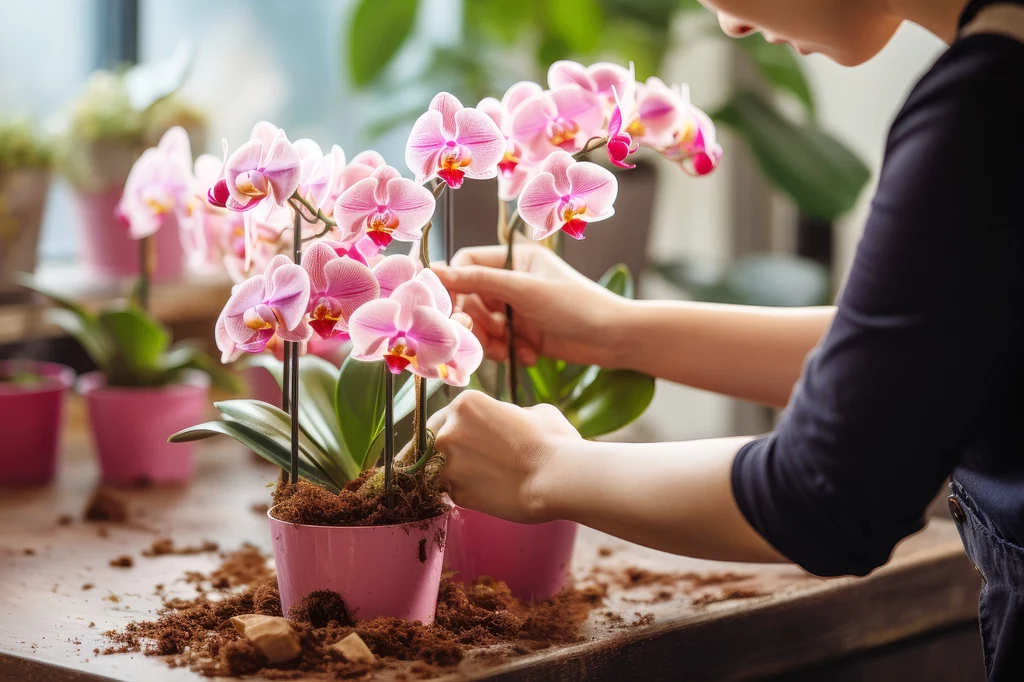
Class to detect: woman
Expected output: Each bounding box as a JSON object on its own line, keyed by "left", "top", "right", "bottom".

{"left": 429, "top": 0, "right": 1024, "bottom": 678}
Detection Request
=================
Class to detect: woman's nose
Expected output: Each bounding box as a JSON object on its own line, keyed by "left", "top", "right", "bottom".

{"left": 718, "top": 15, "right": 756, "bottom": 38}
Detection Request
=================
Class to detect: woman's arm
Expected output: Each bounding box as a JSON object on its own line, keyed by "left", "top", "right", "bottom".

{"left": 614, "top": 301, "right": 834, "bottom": 408}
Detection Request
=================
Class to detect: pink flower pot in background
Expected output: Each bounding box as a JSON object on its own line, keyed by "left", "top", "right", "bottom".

{"left": 72, "top": 189, "right": 185, "bottom": 282}
{"left": 269, "top": 508, "right": 451, "bottom": 623}
{"left": 242, "top": 366, "right": 281, "bottom": 408}
{"left": 445, "top": 506, "right": 578, "bottom": 602}
{"left": 0, "top": 361, "right": 75, "bottom": 486}
{"left": 79, "top": 371, "right": 208, "bottom": 485}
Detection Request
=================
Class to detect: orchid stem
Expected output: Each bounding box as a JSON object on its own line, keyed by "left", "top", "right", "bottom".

{"left": 137, "top": 235, "right": 152, "bottom": 312}
{"left": 288, "top": 194, "right": 337, "bottom": 243}
{"left": 444, "top": 187, "right": 455, "bottom": 265}
{"left": 406, "top": 429, "right": 435, "bottom": 476}
{"left": 502, "top": 206, "right": 524, "bottom": 406}
{"left": 288, "top": 208, "right": 303, "bottom": 485}
{"left": 384, "top": 369, "right": 396, "bottom": 510}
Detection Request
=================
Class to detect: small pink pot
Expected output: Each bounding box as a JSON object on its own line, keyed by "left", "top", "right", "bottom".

{"left": 269, "top": 508, "right": 451, "bottom": 624}
{"left": 445, "top": 506, "right": 577, "bottom": 602}
{"left": 79, "top": 371, "right": 208, "bottom": 485}
{"left": 72, "top": 189, "right": 185, "bottom": 282}
{"left": 0, "top": 361, "right": 75, "bottom": 486}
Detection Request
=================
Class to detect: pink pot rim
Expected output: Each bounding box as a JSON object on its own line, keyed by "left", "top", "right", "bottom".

{"left": 268, "top": 504, "right": 452, "bottom": 532}
{"left": 0, "top": 361, "right": 75, "bottom": 397}
{"left": 78, "top": 369, "right": 211, "bottom": 398}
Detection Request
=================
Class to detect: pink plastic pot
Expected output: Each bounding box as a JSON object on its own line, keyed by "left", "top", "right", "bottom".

{"left": 269, "top": 508, "right": 451, "bottom": 623}
{"left": 79, "top": 371, "right": 209, "bottom": 485}
{"left": 0, "top": 361, "right": 75, "bottom": 486}
{"left": 72, "top": 189, "right": 185, "bottom": 281}
{"left": 445, "top": 506, "right": 577, "bottom": 602}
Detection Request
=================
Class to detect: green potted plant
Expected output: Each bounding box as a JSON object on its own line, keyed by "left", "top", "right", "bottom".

{"left": 0, "top": 359, "right": 75, "bottom": 486}
{"left": 55, "top": 45, "right": 206, "bottom": 282}
{"left": 0, "top": 119, "right": 52, "bottom": 299}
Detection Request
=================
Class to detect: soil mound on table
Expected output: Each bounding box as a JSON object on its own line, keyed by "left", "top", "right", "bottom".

{"left": 270, "top": 472, "right": 448, "bottom": 528}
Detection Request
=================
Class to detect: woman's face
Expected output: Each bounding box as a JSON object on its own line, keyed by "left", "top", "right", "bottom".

{"left": 698, "top": 0, "right": 902, "bottom": 66}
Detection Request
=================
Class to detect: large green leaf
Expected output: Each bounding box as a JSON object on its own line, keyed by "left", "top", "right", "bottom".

{"left": 546, "top": 0, "right": 603, "bottom": 53}
{"left": 563, "top": 367, "right": 656, "bottom": 439}
{"left": 336, "top": 355, "right": 388, "bottom": 470}
{"left": 216, "top": 399, "right": 357, "bottom": 485}
{"left": 18, "top": 274, "right": 113, "bottom": 368}
{"left": 347, "top": 0, "right": 419, "bottom": 87}
{"left": 98, "top": 307, "right": 170, "bottom": 372}
{"left": 526, "top": 356, "right": 562, "bottom": 405}
{"left": 466, "top": 0, "right": 534, "bottom": 43}
{"left": 714, "top": 90, "right": 870, "bottom": 221}
{"left": 598, "top": 262, "right": 635, "bottom": 299}
{"left": 169, "top": 421, "right": 340, "bottom": 493}
{"left": 737, "top": 36, "right": 815, "bottom": 116}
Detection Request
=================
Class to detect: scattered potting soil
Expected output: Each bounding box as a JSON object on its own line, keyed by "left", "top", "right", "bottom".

{"left": 103, "top": 545, "right": 602, "bottom": 678}
{"left": 142, "top": 538, "right": 219, "bottom": 557}
{"left": 84, "top": 488, "right": 128, "bottom": 523}
{"left": 271, "top": 473, "right": 447, "bottom": 528}
{"left": 109, "top": 555, "right": 134, "bottom": 568}
{"left": 22, "top": 548, "right": 35, "bottom": 556}
{"left": 58, "top": 514, "right": 73, "bottom": 526}
{"left": 691, "top": 588, "right": 769, "bottom": 609}
{"left": 251, "top": 503, "right": 270, "bottom": 516}
{"left": 82, "top": 583, "right": 95, "bottom": 591}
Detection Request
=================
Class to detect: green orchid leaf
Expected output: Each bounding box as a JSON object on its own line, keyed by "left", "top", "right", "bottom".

{"left": 98, "top": 307, "right": 170, "bottom": 373}
{"left": 713, "top": 90, "right": 870, "bottom": 221}
{"left": 393, "top": 374, "right": 444, "bottom": 423}
{"left": 215, "top": 399, "right": 357, "bottom": 485}
{"left": 563, "top": 367, "right": 656, "bottom": 439}
{"left": 18, "top": 274, "right": 113, "bottom": 369}
{"left": 336, "top": 355, "right": 388, "bottom": 470}
{"left": 525, "top": 356, "right": 562, "bottom": 405}
{"left": 737, "top": 35, "right": 815, "bottom": 116}
{"left": 169, "top": 420, "right": 340, "bottom": 493}
{"left": 598, "top": 262, "right": 635, "bottom": 299}
{"left": 160, "top": 343, "right": 242, "bottom": 393}
{"left": 347, "top": 0, "right": 419, "bottom": 87}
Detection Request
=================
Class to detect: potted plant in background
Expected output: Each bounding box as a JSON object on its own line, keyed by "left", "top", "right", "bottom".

{"left": 0, "top": 119, "right": 52, "bottom": 301}
{"left": 21, "top": 126, "right": 236, "bottom": 486}
{"left": 55, "top": 45, "right": 206, "bottom": 282}
{"left": 0, "top": 359, "right": 75, "bottom": 486}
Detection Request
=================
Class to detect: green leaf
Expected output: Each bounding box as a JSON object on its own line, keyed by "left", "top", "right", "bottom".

{"left": 525, "top": 356, "right": 562, "bottom": 405}
{"left": 466, "top": 0, "right": 534, "bottom": 43}
{"left": 713, "top": 90, "right": 871, "bottom": 221}
{"left": 393, "top": 375, "right": 444, "bottom": 424}
{"left": 545, "top": 0, "right": 603, "bottom": 53}
{"left": 347, "top": 0, "right": 419, "bottom": 87}
{"left": 169, "top": 420, "right": 340, "bottom": 493}
{"left": 336, "top": 355, "right": 388, "bottom": 470}
{"left": 596, "top": 19, "right": 666, "bottom": 81}
{"left": 563, "top": 367, "right": 656, "bottom": 439}
{"left": 598, "top": 263, "right": 634, "bottom": 299}
{"left": 216, "top": 399, "right": 357, "bottom": 485}
{"left": 98, "top": 307, "right": 170, "bottom": 373}
{"left": 159, "top": 343, "right": 242, "bottom": 393}
{"left": 737, "top": 36, "right": 815, "bottom": 116}
{"left": 18, "top": 274, "right": 114, "bottom": 369}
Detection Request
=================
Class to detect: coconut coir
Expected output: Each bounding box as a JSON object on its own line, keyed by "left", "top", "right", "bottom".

{"left": 104, "top": 546, "right": 600, "bottom": 679}
{"left": 143, "top": 538, "right": 220, "bottom": 557}
{"left": 271, "top": 473, "right": 447, "bottom": 528}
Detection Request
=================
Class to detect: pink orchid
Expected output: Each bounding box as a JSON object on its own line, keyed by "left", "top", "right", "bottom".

{"left": 510, "top": 87, "right": 605, "bottom": 160}
{"left": 333, "top": 165, "right": 435, "bottom": 249}
{"left": 348, "top": 279, "right": 459, "bottom": 376}
{"left": 372, "top": 254, "right": 452, "bottom": 316}
{"left": 518, "top": 151, "right": 618, "bottom": 241}
{"left": 208, "top": 122, "right": 301, "bottom": 213}
{"left": 294, "top": 139, "right": 334, "bottom": 215}
{"left": 661, "top": 103, "right": 723, "bottom": 177}
{"left": 607, "top": 86, "right": 640, "bottom": 169}
{"left": 405, "top": 92, "right": 505, "bottom": 188}
{"left": 323, "top": 148, "right": 386, "bottom": 215}
{"left": 418, "top": 314, "right": 483, "bottom": 387}
{"left": 478, "top": 81, "right": 543, "bottom": 200}
{"left": 116, "top": 126, "right": 194, "bottom": 240}
{"left": 547, "top": 60, "right": 633, "bottom": 113}
{"left": 301, "top": 242, "right": 380, "bottom": 340}
{"left": 216, "top": 255, "right": 312, "bottom": 360}
{"left": 623, "top": 77, "right": 687, "bottom": 151}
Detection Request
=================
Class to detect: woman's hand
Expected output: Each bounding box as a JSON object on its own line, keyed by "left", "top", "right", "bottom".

{"left": 428, "top": 390, "right": 583, "bottom": 523}
{"left": 432, "top": 244, "right": 630, "bottom": 369}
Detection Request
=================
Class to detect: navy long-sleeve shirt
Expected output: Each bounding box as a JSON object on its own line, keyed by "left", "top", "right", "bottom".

{"left": 732, "top": 0, "right": 1024, "bottom": 577}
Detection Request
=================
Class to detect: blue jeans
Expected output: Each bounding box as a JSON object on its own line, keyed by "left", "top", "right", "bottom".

{"left": 949, "top": 480, "right": 1024, "bottom": 681}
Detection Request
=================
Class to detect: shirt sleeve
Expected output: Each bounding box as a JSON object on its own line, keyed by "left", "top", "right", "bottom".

{"left": 731, "top": 35, "right": 1024, "bottom": 577}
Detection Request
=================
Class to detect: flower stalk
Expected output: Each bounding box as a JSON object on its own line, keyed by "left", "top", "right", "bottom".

{"left": 137, "top": 234, "right": 153, "bottom": 312}
{"left": 384, "top": 369, "right": 396, "bottom": 509}
{"left": 288, "top": 208, "right": 302, "bottom": 484}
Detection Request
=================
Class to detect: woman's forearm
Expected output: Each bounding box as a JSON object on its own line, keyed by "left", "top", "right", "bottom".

{"left": 611, "top": 301, "right": 835, "bottom": 408}
{"left": 535, "top": 436, "right": 785, "bottom": 563}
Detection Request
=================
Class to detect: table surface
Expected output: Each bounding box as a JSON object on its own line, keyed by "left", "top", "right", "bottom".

{"left": 0, "top": 400, "right": 982, "bottom": 682}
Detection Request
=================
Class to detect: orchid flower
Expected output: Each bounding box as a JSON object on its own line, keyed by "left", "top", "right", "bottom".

{"left": 215, "top": 255, "right": 312, "bottom": 362}
{"left": 405, "top": 92, "right": 505, "bottom": 188}
{"left": 348, "top": 279, "right": 459, "bottom": 375}
{"left": 511, "top": 86, "right": 606, "bottom": 161}
{"left": 293, "top": 139, "right": 334, "bottom": 217}
{"left": 478, "top": 81, "right": 543, "bottom": 201}
{"left": 661, "top": 100, "right": 723, "bottom": 177}
{"left": 322, "top": 148, "right": 386, "bottom": 215}
{"left": 116, "top": 126, "right": 194, "bottom": 240}
{"left": 547, "top": 60, "right": 633, "bottom": 113}
{"left": 333, "top": 165, "right": 435, "bottom": 249}
{"left": 607, "top": 86, "right": 640, "bottom": 170}
{"left": 518, "top": 151, "right": 618, "bottom": 241}
{"left": 625, "top": 77, "right": 687, "bottom": 150}
{"left": 418, "top": 313, "right": 484, "bottom": 387}
{"left": 372, "top": 254, "right": 452, "bottom": 316}
{"left": 301, "top": 242, "right": 380, "bottom": 340}
{"left": 208, "top": 122, "right": 301, "bottom": 213}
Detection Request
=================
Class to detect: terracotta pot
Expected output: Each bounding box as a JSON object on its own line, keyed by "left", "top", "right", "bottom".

{"left": 444, "top": 506, "right": 577, "bottom": 601}
{"left": 0, "top": 361, "right": 74, "bottom": 486}
{"left": 0, "top": 168, "right": 50, "bottom": 298}
{"left": 79, "top": 371, "right": 208, "bottom": 485}
{"left": 269, "top": 508, "right": 451, "bottom": 623}
{"left": 71, "top": 188, "right": 185, "bottom": 282}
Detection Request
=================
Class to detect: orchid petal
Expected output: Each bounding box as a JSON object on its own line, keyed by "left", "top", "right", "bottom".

{"left": 225, "top": 140, "right": 264, "bottom": 206}
{"left": 405, "top": 110, "right": 446, "bottom": 184}
{"left": 391, "top": 279, "right": 435, "bottom": 330}
{"left": 549, "top": 87, "right": 605, "bottom": 141}
{"left": 502, "top": 81, "right": 543, "bottom": 117}
{"left": 430, "top": 91, "right": 463, "bottom": 138}
{"left": 568, "top": 161, "right": 618, "bottom": 220}
{"left": 384, "top": 177, "right": 435, "bottom": 241}
{"left": 407, "top": 306, "right": 459, "bottom": 370}
{"left": 215, "top": 312, "right": 243, "bottom": 364}
{"left": 510, "top": 92, "right": 557, "bottom": 144}
{"left": 351, "top": 150, "right": 386, "bottom": 168}
{"left": 333, "top": 176, "right": 378, "bottom": 241}
{"left": 373, "top": 254, "right": 418, "bottom": 298}
{"left": 518, "top": 172, "right": 563, "bottom": 240}
{"left": 265, "top": 262, "right": 311, "bottom": 331}
{"left": 250, "top": 121, "right": 279, "bottom": 147}
{"left": 322, "top": 257, "right": 380, "bottom": 319}
{"left": 547, "top": 60, "right": 595, "bottom": 92}
{"left": 370, "top": 166, "right": 403, "bottom": 204}
{"left": 417, "top": 268, "right": 452, "bottom": 317}
{"left": 348, "top": 298, "right": 401, "bottom": 359}
{"left": 302, "top": 241, "right": 338, "bottom": 295}
{"left": 277, "top": 318, "right": 313, "bottom": 343}
{"left": 476, "top": 97, "right": 507, "bottom": 132}
{"left": 454, "top": 108, "right": 505, "bottom": 179}
{"left": 540, "top": 150, "right": 575, "bottom": 195}
{"left": 261, "top": 132, "right": 302, "bottom": 203}
{"left": 157, "top": 126, "right": 192, "bottom": 174}
{"left": 223, "top": 275, "right": 268, "bottom": 317}
{"left": 588, "top": 62, "right": 632, "bottom": 99}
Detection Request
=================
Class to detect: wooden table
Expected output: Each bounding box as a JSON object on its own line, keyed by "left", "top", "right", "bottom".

{"left": 0, "top": 400, "right": 985, "bottom": 681}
